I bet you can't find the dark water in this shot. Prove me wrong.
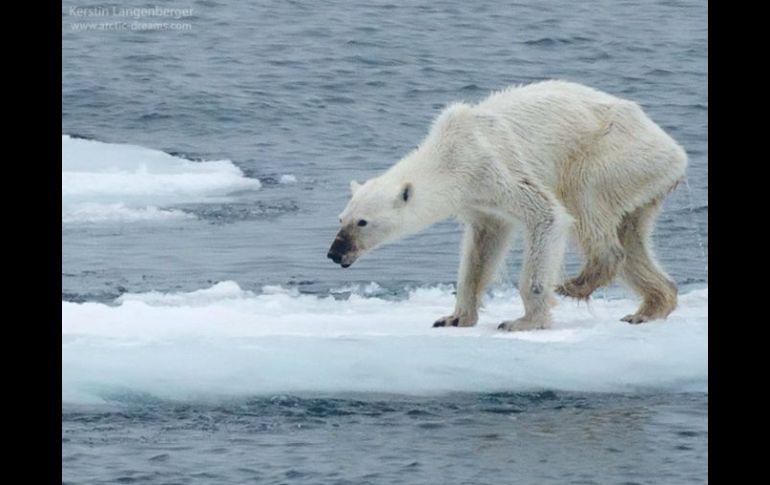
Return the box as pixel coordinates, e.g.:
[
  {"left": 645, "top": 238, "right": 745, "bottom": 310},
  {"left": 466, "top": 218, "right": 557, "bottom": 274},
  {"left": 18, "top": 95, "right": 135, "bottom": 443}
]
[
  {"left": 63, "top": 392, "right": 707, "bottom": 485},
  {"left": 62, "top": 0, "right": 708, "bottom": 483}
]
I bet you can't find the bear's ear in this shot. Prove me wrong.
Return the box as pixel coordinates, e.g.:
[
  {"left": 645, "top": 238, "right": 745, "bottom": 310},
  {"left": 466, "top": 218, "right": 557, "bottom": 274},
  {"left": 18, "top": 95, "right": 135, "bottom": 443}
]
[
  {"left": 350, "top": 180, "right": 362, "bottom": 195},
  {"left": 396, "top": 183, "right": 412, "bottom": 207},
  {"left": 402, "top": 183, "right": 411, "bottom": 202}
]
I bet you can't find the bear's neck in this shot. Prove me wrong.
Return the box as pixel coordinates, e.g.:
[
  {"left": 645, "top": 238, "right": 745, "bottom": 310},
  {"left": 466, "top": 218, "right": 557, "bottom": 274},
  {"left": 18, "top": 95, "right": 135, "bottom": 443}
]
[{"left": 380, "top": 149, "right": 459, "bottom": 223}]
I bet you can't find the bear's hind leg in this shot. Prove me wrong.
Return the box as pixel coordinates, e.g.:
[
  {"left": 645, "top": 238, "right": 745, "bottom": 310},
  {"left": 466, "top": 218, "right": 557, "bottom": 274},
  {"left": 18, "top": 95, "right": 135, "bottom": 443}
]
[
  {"left": 433, "top": 215, "right": 513, "bottom": 328},
  {"left": 618, "top": 199, "right": 678, "bottom": 323},
  {"left": 556, "top": 209, "right": 625, "bottom": 300}
]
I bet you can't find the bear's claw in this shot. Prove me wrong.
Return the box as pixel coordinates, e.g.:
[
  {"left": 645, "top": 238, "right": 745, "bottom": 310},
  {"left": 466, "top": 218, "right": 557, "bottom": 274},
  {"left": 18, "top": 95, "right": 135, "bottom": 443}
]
[
  {"left": 433, "top": 315, "right": 475, "bottom": 328},
  {"left": 433, "top": 317, "right": 459, "bottom": 327},
  {"left": 497, "top": 317, "right": 548, "bottom": 332},
  {"left": 555, "top": 280, "right": 594, "bottom": 300},
  {"left": 621, "top": 313, "right": 650, "bottom": 324}
]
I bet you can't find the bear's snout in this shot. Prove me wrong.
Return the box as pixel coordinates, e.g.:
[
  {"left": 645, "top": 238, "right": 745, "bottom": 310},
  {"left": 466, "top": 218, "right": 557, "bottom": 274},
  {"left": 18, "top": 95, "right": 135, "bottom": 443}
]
[{"left": 327, "top": 229, "right": 356, "bottom": 268}]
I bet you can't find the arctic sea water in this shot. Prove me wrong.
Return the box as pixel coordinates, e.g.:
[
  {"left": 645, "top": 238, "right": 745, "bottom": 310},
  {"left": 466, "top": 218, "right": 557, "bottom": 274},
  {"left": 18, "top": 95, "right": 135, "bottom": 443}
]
[{"left": 62, "top": 1, "right": 707, "bottom": 483}]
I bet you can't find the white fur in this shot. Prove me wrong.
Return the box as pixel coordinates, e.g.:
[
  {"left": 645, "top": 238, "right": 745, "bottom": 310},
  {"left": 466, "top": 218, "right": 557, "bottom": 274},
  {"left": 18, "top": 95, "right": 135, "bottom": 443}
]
[{"left": 335, "top": 80, "right": 687, "bottom": 330}]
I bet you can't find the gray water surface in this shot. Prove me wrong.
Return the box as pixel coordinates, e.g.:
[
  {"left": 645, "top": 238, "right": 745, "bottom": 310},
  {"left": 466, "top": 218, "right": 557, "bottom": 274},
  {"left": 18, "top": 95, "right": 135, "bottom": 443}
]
[
  {"left": 62, "top": 0, "right": 708, "bottom": 302},
  {"left": 63, "top": 392, "right": 707, "bottom": 485}
]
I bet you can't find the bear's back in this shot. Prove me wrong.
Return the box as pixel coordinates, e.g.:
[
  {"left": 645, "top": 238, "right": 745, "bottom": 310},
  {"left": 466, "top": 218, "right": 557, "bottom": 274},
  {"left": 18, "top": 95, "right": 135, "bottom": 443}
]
[
  {"left": 471, "top": 80, "right": 651, "bottom": 164},
  {"left": 476, "top": 80, "right": 625, "bottom": 116}
]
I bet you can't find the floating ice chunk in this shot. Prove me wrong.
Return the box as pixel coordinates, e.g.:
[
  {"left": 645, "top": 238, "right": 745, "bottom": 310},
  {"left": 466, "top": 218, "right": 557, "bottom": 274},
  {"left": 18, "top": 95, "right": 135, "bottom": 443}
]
[
  {"left": 62, "top": 135, "right": 261, "bottom": 223},
  {"left": 62, "top": 282, "right": 708, "bottom": 403}
]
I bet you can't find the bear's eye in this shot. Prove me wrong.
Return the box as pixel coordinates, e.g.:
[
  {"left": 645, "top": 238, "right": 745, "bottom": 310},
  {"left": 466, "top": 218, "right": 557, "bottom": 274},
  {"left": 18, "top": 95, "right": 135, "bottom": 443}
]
[{"left": 357, "top": 219, "right": 368, "bottom": 227}]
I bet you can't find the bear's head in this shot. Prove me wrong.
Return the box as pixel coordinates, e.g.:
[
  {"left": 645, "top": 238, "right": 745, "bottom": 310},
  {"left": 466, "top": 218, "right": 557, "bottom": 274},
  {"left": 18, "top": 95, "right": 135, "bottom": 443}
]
[{"left": 327, "top": 177, "right": 420, "bottom": 268}]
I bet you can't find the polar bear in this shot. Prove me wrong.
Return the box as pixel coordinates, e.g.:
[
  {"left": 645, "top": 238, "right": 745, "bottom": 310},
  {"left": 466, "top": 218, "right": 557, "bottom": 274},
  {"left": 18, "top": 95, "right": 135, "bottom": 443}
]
[{"left": 327, "top": 80, "right": 687, "bottom": 331}]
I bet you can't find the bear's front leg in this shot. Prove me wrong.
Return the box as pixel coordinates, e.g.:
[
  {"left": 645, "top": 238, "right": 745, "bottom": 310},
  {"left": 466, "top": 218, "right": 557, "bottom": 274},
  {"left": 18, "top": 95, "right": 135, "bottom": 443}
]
[
  {"left": 499, "top": 196, "right": 570, "bottom": 332},
  {"left": 433, "top": 215, "right": 513, "bottom": 328}
]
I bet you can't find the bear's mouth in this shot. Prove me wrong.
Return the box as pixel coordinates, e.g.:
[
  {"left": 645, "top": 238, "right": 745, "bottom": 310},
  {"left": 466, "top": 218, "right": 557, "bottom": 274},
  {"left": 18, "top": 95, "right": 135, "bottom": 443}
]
[
  {"left": 338, "top": 253, "right": 358, "bottom": 268},
  {"left": 327, "top": 251, "right": 358, "bottom": 268},
  {"left": 327, "top": 249, "right": 357, "bottom": 267}
]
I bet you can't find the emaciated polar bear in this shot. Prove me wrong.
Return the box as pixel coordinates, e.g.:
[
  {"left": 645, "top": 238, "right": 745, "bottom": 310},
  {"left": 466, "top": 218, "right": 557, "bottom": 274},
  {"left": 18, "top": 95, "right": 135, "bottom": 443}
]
[{"left": 327, "top": 81, "right": 687, "bottom": 331}]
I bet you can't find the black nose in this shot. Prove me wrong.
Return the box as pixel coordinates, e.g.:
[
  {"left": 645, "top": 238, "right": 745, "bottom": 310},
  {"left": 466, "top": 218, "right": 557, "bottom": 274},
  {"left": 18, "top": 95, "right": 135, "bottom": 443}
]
[{"left": 328, "top": 231, "right": 353, "bottom": 266}]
